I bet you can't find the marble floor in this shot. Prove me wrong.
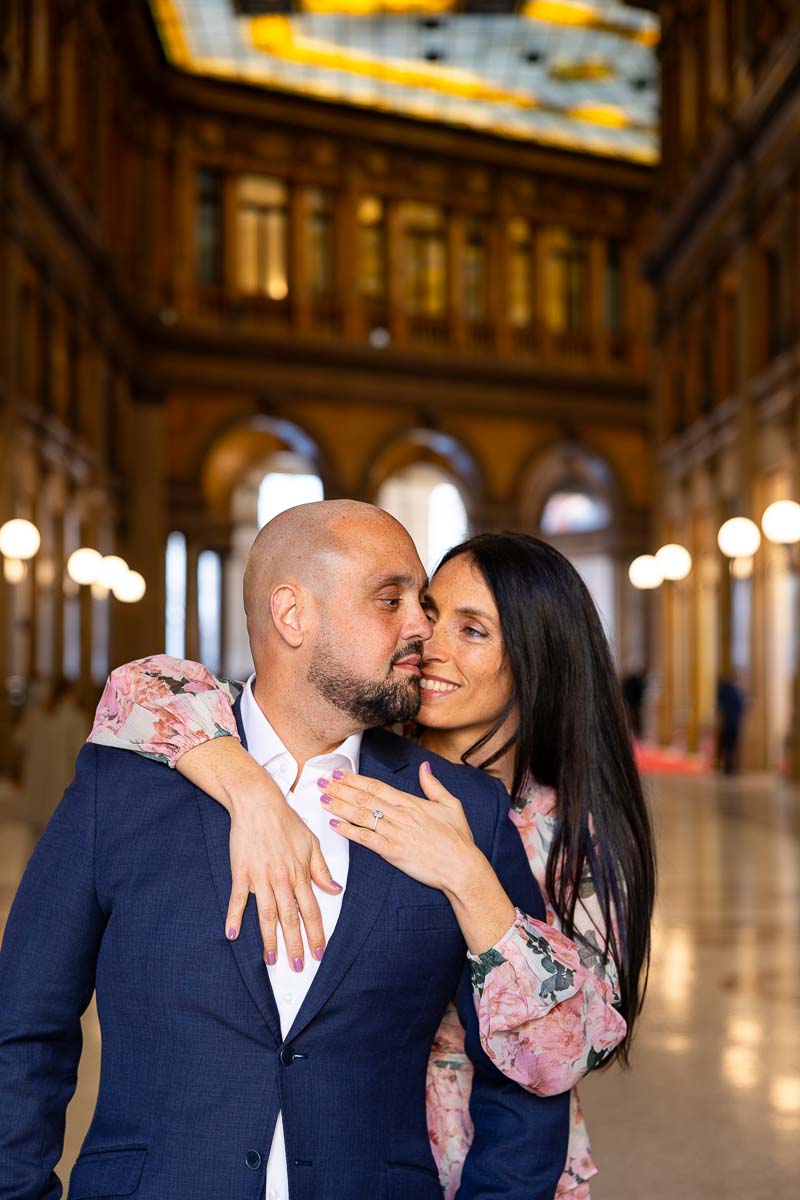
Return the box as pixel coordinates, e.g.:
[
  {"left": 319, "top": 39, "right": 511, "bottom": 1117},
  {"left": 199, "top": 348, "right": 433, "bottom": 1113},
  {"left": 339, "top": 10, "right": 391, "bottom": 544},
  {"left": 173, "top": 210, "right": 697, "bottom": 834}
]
[{"left": 1, "top": 770, "right": 798, "bottom": 1197}]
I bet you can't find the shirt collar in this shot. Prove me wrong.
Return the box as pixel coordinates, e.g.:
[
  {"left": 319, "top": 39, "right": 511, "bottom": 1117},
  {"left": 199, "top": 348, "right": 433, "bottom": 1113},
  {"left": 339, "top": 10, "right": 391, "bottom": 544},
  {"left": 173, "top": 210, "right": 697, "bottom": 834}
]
[{"left": 240, "top": 675, "right": 362, "bottom": 793}]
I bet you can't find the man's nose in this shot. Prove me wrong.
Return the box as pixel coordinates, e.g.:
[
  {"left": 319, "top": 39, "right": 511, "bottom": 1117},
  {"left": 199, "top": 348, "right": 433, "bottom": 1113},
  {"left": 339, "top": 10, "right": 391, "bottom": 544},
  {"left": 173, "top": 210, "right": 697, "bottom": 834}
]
[{"left": 403, "top": 599, "right": 432, "bottom": 643}]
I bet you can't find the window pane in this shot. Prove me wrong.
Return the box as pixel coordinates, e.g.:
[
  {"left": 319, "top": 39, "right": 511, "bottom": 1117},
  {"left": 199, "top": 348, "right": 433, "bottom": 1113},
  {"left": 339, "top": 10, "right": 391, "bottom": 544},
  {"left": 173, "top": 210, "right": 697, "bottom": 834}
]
[
  {"left": 399, "top": 203, "right": 447, "bottom": 317},
  {"left": 464, "top": 219, "right": 487, "bottom": 322},
  {"left": 236, "top": 175, "right": 289, "bottom": 299},
  {"left": 377, "top": 462, "right": 468, "bottom": 575},
  {"left": 540, "top": 491, "right": 610, "bottom": 535},
  {"left": 196, "top": 168, "right": 223, "bottom": 286},
  {"left": 257, "top": 472, "right": 324, "bottom": 528},
  {"left": 543, "top": 229, "right": 588, "bottom": 334},
  {"left": 508, "top": 218, "right": 532, "bottom": 328},
  {"left": 309, "top": 188, "right": 334, "bottom": 299},
  {"left": 198, "top": 549, "right": 222, "bottom": 674},
  {"left": 605, "top": 238, "right": 623, "bottom": 336},
  {"left": 165, "top": 531, "right": 187, "bottom": 658},
  {"left": 358, "top": 195, "right": 385, "bottom": 299}
]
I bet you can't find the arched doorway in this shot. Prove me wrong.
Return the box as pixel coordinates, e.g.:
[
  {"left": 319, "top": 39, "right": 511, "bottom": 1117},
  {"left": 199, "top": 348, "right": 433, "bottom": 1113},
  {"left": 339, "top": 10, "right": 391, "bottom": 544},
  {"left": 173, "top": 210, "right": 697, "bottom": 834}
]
[{"left": 376, "top": 461, "right": 469, "bottom": 575}]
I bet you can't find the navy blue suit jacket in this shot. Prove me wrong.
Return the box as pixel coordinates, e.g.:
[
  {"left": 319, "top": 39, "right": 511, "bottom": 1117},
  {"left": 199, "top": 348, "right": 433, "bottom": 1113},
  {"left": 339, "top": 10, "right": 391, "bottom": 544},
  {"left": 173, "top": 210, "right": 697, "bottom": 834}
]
[{"left": 0, "top": 704, "right": 569, "bottom": 1200}]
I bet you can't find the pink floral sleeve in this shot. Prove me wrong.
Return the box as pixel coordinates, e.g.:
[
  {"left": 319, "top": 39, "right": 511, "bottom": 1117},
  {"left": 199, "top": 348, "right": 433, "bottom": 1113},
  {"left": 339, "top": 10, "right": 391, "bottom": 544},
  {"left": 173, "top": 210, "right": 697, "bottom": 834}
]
[
  {"left": 468, "top": 781, "right": 626, "bottom": 1096},
  {"left": 88, "top": 655, "right": 243, "bottom": 765}
]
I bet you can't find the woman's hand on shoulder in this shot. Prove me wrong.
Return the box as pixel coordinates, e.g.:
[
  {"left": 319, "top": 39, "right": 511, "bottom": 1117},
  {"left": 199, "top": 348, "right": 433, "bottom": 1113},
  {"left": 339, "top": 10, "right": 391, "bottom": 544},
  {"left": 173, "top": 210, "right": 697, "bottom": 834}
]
[
  {"left": 318, "top": 762, "right": 516, "bottom": 952},
  {"left": 178, "top": 737, "right": 341, "bottom": 970}
]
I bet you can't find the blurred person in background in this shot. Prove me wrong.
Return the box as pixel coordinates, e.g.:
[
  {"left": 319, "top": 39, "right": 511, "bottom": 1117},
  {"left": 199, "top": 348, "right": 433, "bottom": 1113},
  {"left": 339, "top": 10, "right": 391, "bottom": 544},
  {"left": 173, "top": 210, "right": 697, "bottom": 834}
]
[
  {"left": 716, "top": 673, "right": 745, "bottom": 776},
  {"left": 621, "top": 668, "right": 647, "bottom": 741}
]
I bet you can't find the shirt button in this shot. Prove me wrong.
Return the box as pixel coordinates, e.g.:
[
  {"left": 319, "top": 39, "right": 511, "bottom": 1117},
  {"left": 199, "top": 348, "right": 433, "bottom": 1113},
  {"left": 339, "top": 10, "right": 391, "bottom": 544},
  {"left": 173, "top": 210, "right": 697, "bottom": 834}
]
[
  {"left": 244, "top": 1150, "right": 262, "bottom": 1170},
  {"left": 283, "top": 991, "right": 295, "bottom": 1004}
]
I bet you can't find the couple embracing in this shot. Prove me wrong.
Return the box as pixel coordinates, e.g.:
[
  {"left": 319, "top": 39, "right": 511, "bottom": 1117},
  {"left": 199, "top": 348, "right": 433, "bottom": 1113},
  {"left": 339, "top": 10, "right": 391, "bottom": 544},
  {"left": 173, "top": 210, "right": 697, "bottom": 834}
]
[{"left": 0, "top": 500, "right": 654, "bottom": 1199}]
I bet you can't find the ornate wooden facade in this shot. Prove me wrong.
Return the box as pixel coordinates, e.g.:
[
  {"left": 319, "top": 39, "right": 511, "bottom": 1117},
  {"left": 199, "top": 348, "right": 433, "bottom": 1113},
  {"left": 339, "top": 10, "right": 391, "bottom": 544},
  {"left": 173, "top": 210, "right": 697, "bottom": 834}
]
[
  {"left": 1, "top": 1, "right": 655, "bottom": 748},
  {"left": 648, "top": 0, "right": 800, "bottom": 768}
]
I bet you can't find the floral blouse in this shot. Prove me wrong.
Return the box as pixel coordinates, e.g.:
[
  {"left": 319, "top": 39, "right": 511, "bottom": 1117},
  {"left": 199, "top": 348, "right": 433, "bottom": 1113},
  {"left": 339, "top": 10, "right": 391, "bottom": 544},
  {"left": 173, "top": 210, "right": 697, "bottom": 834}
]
[{"left": 89, "top": 656, "right": 626, "bottom": 1198}]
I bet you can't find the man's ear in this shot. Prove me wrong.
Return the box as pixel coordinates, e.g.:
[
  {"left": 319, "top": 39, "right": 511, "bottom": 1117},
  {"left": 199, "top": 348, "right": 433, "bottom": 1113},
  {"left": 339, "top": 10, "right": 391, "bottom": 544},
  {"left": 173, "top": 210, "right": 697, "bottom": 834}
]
[{"left": 270, "top": 583, "right": 304, "bottom": 648}]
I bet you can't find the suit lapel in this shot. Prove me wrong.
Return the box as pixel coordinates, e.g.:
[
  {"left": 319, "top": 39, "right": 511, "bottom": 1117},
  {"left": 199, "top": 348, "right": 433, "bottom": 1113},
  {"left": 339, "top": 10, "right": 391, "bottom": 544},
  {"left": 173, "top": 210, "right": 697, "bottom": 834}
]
[
  {"left": 285, "top": 730, "right": 412, "bottom": 1044},
  {"left": 197, "top": 695, "right": 283, "bottom": 1044}
]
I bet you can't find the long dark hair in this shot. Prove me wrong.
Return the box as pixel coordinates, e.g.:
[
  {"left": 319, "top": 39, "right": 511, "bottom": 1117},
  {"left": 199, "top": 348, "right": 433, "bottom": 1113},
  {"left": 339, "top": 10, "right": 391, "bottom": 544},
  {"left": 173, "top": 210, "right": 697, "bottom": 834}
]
[{"left": 435, "top": 533, "right": 655, "bottom": 1066}]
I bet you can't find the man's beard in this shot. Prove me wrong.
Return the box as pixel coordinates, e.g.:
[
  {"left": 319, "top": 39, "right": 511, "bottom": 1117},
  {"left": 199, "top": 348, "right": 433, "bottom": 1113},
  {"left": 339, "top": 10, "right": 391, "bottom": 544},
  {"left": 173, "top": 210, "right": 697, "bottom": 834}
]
[{"left": 307, "top": 638, "right": 423, "bottom": 727}]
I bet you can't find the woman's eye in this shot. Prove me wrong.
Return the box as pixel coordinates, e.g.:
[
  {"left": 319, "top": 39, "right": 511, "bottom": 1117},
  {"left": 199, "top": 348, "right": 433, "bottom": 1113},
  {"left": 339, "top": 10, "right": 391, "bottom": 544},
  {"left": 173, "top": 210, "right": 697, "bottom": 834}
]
[
  {"left": 463, "top": 625, "right": 487, "bottom": 638},
  {"left": 422, "top": 609, "right": 436, "bottom": 625}
]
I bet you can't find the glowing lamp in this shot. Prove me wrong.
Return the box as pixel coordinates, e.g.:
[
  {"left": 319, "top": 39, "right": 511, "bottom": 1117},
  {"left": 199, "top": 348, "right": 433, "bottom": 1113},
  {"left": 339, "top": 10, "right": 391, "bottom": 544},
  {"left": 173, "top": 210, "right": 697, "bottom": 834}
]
[
  {"left": 0, "top": 518, "right": 40, "bottom": 560},
  {"left": 97, "top": 555, "right": 129, "bottom": 590},
  {"left": 761, "top": 500, "right": 800, "bottom": 546},
  {"left": 655, "top": 543, "right": 692, "bottom": 581},
  {"left": 67, "top": 547, "right": 103, "bottom": 586},
  {"left": 628, "top": 555, "right": 663, "bottom": 590},
  {"left": 717, "top": 517, "right": 761, "bottom": 559},
  {"left": 113, "top": 570, "right": 146, "bottom": 603}
]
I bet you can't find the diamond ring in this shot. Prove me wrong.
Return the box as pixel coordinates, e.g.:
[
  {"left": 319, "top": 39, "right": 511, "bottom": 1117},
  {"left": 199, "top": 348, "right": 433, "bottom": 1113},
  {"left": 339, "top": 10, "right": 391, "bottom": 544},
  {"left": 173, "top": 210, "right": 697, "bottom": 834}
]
[{"left": 371, "top": 809, "right": 384, "bottom": 831}]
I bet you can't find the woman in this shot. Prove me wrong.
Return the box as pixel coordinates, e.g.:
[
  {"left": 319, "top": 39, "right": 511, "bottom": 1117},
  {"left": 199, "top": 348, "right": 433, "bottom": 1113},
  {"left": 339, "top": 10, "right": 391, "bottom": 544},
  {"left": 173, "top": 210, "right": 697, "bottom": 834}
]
[{"left": 90, "top": 533, "right": 655, "bottom": 1198}]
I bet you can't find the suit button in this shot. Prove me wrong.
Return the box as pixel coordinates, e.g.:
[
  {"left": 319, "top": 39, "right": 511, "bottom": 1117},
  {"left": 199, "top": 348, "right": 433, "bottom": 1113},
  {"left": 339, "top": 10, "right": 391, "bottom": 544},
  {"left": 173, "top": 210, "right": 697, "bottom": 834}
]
[
  {"left": 280, "top": 1045, "right": 296, "bottom": 1066},
  {"left": 245, "top": 1150, "right": 262, "bottom": 1170}
]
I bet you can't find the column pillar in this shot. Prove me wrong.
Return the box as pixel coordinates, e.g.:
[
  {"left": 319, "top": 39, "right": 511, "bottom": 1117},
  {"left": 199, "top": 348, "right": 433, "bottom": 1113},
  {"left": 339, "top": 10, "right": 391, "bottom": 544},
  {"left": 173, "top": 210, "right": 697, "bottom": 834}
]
[
  {"left": 338, "top": 175, "right": 361, "bottom": 340},
  {"left": 447, "top": 210, "right": 466, "bottom": 348},
  {"left": 491, "top": 216, "right": 511, "bottom": 356},
  {"left": 113, "top": 394, "right": 167, "bottom": 664},
  {"left": 533, "top": 226, "right": 552, "bottom": 358},
  {"left": 386, "top": 199, "right": 407, "bottom": 345},
  {"left": 184, "top": 540, "right": 200, "bottom": 663},
  {"left": 290, "top": 184, "right": 312, "bottom": 334},
  {"left": 589, "top": 234, "right": 607, "bottom": 363}
]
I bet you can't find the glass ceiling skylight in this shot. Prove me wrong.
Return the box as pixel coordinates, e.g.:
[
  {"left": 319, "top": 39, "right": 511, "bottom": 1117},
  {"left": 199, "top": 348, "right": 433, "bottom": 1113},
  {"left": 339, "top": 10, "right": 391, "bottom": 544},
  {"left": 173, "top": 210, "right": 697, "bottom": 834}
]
[{"left": 150, "top": 0, "right": 659, "bottom": 162}]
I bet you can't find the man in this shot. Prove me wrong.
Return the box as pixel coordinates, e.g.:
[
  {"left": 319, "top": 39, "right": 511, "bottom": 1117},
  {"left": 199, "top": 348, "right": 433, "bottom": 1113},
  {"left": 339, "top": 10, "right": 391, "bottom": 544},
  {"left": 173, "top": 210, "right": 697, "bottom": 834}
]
[{"left": 0, "top": 501, "right": 568, "bottom": 1200}]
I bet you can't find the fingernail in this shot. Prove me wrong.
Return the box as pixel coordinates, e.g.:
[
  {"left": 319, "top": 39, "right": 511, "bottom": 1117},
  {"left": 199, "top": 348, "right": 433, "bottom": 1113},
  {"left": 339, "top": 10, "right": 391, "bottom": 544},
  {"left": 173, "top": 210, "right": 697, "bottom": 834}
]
[
  {"left": 317, "top": 777, "right": 329, "bottom": 788},
  {"left": 292, "top": 957, "right": 304, "bottom": 972},
  {"left": 314, "top": 946, "right": 325, "bottom": 961},
  {"left": 422, "top": 761, "right": 432, "bottom": 774},
  {"left": 329, "top": 818, "right": 341, "bottom": 828},
  {"left": 320, "top": 794, "right": 333, "bottom": 805},
  {"left": 266, "top": 950, "right": 277, "bottom": 966},
  {"left": 227, "top": 928, "right": 237, "bottom": 940},
  {"left": 332, "top": 769, "right": 344, "bottom": 780},
  {"left": 331, "top": 880, "right": 343, "bottom": 888}
]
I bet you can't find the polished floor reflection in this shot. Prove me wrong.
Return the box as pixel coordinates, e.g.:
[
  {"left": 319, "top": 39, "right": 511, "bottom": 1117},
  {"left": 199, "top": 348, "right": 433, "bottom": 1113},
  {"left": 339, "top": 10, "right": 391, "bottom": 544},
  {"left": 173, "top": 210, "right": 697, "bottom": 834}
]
[{"left": 1, "top": 771, "right": 798, "bottom": 1197}]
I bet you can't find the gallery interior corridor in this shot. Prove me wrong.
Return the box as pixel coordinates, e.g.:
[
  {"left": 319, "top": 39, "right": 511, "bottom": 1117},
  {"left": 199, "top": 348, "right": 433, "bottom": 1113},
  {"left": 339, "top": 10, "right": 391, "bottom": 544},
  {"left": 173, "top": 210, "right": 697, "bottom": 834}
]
[{"left": 1, "top": 767, "right": 797, "bottom": 1198}]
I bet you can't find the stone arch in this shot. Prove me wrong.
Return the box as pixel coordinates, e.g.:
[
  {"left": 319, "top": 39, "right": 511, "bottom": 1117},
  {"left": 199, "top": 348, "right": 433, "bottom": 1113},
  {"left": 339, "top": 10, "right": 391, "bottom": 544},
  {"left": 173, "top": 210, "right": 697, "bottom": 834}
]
[
  {"left": 514, "top": 439, "right": 621, "bottom": 533},
  {"left": 200, "top": 413, "right": 330, "bottom": 522},
  {"left": 362, "top": 426, "right": 484, "bottom": 515}
]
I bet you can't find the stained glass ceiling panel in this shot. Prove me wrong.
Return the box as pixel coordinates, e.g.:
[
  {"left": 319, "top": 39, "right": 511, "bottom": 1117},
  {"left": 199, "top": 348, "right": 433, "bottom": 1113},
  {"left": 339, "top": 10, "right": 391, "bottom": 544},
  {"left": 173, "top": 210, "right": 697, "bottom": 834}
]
[{"left": 149, "top": 0, "right": 659, "bottom": 162}]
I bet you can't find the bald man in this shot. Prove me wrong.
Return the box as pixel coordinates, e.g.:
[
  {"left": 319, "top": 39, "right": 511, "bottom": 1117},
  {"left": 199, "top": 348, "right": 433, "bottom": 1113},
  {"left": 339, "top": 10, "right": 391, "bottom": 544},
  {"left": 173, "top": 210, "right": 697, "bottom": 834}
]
[{"left": 0, "top": 502, "right": 569, "bottom": 1200}]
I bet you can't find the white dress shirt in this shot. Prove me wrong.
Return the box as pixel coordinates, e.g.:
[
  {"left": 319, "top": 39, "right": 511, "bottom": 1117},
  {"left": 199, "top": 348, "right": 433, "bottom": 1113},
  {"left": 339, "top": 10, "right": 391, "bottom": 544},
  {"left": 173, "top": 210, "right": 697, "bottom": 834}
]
[{"left": 239, "top": 677, "right": 363, "bottom": 1200}]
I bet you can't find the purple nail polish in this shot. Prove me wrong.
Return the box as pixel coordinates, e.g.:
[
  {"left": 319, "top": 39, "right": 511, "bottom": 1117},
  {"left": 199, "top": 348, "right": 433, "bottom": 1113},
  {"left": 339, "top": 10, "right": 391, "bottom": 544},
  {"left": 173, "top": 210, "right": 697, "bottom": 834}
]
[
  {"left": 331, "top": 880, "right": 343, "bottom": 889},
  {"left": 314, "top": 946, "right": 325, "bottom": 961},
  {"left": 317, "top": 777, "right": 329, "bottom": 788},
  {"left": 329, "top": 818, "right": 341, "bottom": 828},
  {"left": 422, "top": 761, "right": 432, "bottom": 774},
  {"left": 293, "top": 957, "right": 304, "bottom": 972},
  {"left": 227, "top": 928, "right": 237, "bottom": 940},
  {"left": 332, "top": 769, "right": 344, "bottom": 780},
  {"left": 320, "top": 794, "right": 333, "bottom": 805},
  {"left": 266, "top": 950, "right": 277, "bottom": 966}
]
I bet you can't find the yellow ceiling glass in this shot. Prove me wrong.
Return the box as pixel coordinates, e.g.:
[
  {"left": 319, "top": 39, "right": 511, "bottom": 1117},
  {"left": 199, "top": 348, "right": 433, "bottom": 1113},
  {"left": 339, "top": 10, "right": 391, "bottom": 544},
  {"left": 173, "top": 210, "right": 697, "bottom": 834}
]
[{"left": 149, "top": 0, "right": 659, "bottom": 162}]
